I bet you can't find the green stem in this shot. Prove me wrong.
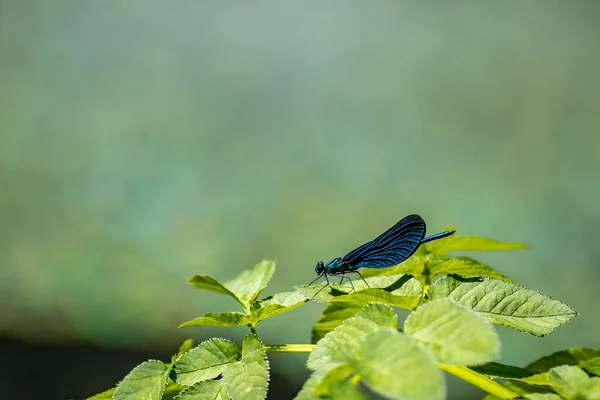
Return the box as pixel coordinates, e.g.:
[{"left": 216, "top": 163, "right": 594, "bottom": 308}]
[
  {"left": 263, "top": 344, "right": 315, "bottom": 353},
  {"left": 440, "top": 365, "right": 519, "bottom": 399}
]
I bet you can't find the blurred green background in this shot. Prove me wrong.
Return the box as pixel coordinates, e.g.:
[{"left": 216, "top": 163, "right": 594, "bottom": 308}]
[{"left": 1, "top": 1, "right": 599, "bottom": 399}]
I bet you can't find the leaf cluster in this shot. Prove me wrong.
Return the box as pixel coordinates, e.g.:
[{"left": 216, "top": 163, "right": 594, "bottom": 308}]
[{"left": 87, "top": 233, "right": 598, "bottom": 400}]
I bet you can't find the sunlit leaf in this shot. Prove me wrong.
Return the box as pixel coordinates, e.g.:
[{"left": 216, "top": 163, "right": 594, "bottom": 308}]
[
  {"left": 294, "top": 365, "right": 338, "bottom": 400},
  {"left": 523, "top": 394, "right": 562, "bottom": 400},
  {"left": 176, "top": 380, "right": 229, "bottom": 400},
  {"left": 549, "top": 365, "right": 600, "bottom": 399},
  {"left": 471, "top": 362, "right": 551, "bottom": 386},
  {"left": 421, "top": 235, "right": 528, "bottom": 255},
  {"left": 179, "top": 312, "right": 249, "bottom": 328},
  {"left": 188, "top": 275, "right": 240, "bottom": 304},
  {"left": 429, "top": 276, "right": 577, "bottom": 336},
  {"left": 224, "top": 260, "right": 275, "bottom": 305},
  {"left": 307, "top": 303, "right": 397, "bottom": 371},
  {"left": 326, "top": 379, "right": 365, "bottom": 400},
  {"left": 357, "top": 328, "right": 445, "bottom": 400},
  {"left": 249, "top": 291, "right": 308, "bottom": 323},
  {"left": 114, "top": 360, "right": 169, "bottom": 400},
  {"left": 222, "top": 334, "right": 269, "bottom": 400},
  {"left": 404, "top": 298, "right": 500, "bottom": 366},
  {"left": 311, "top": 288, "right": 420, "bottom": 343},
  {"left": 363, "top": 255, "right": 511, "bottom": 284},
  {"left": 314, "top": 363, "right": 355, "bottom": 396},
  {"left": 527, "top": 348, "right": 600, "bottom": 375},
  {"left": 297, "top": 273, "right": 421, "bottom": 303},
  {"left": 87, "top": 387, "right": 116, "bottom": 399},
  {"left": 163, "top": 382, "right": 185, "bottom": 400},
  {"left": 171, "top": 339, "right": 195, "bottom": 364},
  {"left": 171, "top": 338, "right": 240, "bottom": 386}
]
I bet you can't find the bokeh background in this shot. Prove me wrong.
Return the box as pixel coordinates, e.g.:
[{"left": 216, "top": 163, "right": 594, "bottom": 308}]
[{"left": 1, "top": 1, "right": 599, "bottom": 399}]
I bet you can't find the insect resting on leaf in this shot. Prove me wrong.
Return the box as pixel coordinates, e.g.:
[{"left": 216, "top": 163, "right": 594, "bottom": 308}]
[{"left": 308, "top": 214, "right": 455, "bottom": 299}]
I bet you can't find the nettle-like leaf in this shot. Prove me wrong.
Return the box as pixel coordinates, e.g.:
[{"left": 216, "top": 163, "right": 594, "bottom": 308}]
[
  {"left": 548, "top": 365, "right": 600, "bottom": 399},
  {"left": 311, "top": 286, "right": 420, "bottom": 343},
  {"left": 527, "top": 348, "right": 600, "bottom": 376},
  {"left": 113, "top": 360, "right": 169, "bottom": 400},
  {"left": 249, "top": 291, "right": 308, "bottom": 324},
  {"left": 87, "top": 387, "right": 116, "bottom": 399},
  {"left": 179, "top": 312, "right": 249, "bottom": 328},
  {"left": 311, "top": 363, "right": 356, "bottom": 395},
  {"left": 523, "top": 394, "right": 562, "bottom": 400},
  {"left": 297, "top": 273, "right": 421, "bottom": 303},
  {"left": 404, "top": 298, "right": 500, "bottom": 366},
  {"left": 188, "top": 260, "right": 275, "bottom": 309},
  {"left": 419, "top": 235, "right": 528, "bottom": 255},
  {"left": 307, "top": 303, "right": 398, "bottom": 371},
  {"left": 471, "top": 362, "right": 551, "bottom": 386},
  {"left": 222, "top": 334, "right": 270, "bottom": 400},
  {"left": 163, "top": 382, "right": 185, "bottom": 400},
  {"left": 429, "top": 276, "right": 577, "bottom": 336},
  {"left": 294, "top": 364, "right": 337, "bottom": 400},
  {"left": 363, "top": 255, "right": 511, "bottom": 284},
  {"left": 357, "top": 328, "right": 445, "bottom": 400},
  {"left": 223, "top": 260, "right": 275, "bottom": 305},
  {"left": 176, "top": 380, "right": 229, "bottom": 400},
  {"left": 171, "top": 338, "right": 240, "bottom": 386}
]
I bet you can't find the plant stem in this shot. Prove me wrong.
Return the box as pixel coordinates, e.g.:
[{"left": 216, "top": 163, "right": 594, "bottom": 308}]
[
  {"left": 263, "top": 344, "right": 315, "bottom": 353},
  {"left": 440, "top": 365, "right": 519, "bottom": 399}
]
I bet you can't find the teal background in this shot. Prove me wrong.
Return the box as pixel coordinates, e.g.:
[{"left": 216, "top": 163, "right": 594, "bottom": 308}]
[{"left": 1, "top": 2, "right": 599, "bottom": 399}]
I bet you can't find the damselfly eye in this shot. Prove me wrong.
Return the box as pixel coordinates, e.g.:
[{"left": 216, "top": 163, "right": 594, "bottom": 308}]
[{"left": 315, "top": 262, "right": 325, "bottom": 274}]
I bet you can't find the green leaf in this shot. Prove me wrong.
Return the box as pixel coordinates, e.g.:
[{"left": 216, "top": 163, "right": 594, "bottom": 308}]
[
  {"left": 527, "top": 348, "right": 600, "bottom": 374},
  {"left": 249, "top": 291, "right": 308, "bottom": 323},
  {"left": 311, "top": 288, "right": 420, "bottom": 343},
  {"left": 163, "top": 383, "right": 185, "bottom": 400},
  {"left": 326, "top": 379, "right": 365, "bottom": 400},
  {"left": 297, "top": 273, "right": 421, "bottom": 303},
  {"left": 428, "top": 276, "right": 577, "bottom": 336},
  {"left": 314, "top": 363, "right": 355, "bottom": 396},
  {"left": 171, "top": 338, "right": 240, "bottom": 386},
  {"left": 363, "top": 256, "right": 512, "bottom": 284},
  {"left": 549, "top": 365, "right": 600, "bottom": 399},
  {"left": 224, "top": 259, "right": 275, "bottom": 306},
  {"left": 404, "top": 298, "right": 500, "bottom": 366},
  {"left": 357, "top": 328, "right": 445, "bottom": 400},
  {"left": 171, "top": 339, "right": 195, "bottom": 364},
  {"left": 471, "top": 362, "right": 551, "bottom": 386},
  {"left": 176, "top": 380, "right": 229, "bottom": 400},
  {"left": 179, "top": 312, "right": 249, "bottom": 328},
  {"left": 523, "top": 394, "right": 562, "bottom": 400},
  {"left": 188, "top": 275, "right": 240, "bottom": 303},
  {"left": 307, "top": 303, "right": 398, "bottom": 371},
  {"left": 420, "top": 235, "right": 528, "bottom": 255},
  {"left": 294, "top": 365, "right": 337, "bottom": 400},
  {"left": 114, "top": 360, "right": 169, "bottom": 400},
  {"left": 581, "top": 358, "right": 600, "bottom": 376},
  {"left": 222, "top": 334, "right": 269, "bottom": 400},
  {"left": 87, "top": 387, "right": 116, "bottom": 399}
]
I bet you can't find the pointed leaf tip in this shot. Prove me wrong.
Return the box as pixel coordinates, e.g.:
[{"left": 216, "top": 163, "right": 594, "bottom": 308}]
[
  {"left": 224, "top": 260, "right": 276, "bottom": 306},
  {"left": 114, "top": 360, "right": 168, "bottom": 400}
]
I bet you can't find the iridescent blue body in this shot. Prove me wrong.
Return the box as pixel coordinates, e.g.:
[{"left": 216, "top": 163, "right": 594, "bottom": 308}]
[{"left": 309, "top": 214, "right": 455, "bottom": 297}]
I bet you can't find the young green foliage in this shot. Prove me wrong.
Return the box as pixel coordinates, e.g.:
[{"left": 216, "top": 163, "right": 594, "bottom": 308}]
[
  {"left": 548, "top": 365, "right": 600, "bottom": 399},
  {"left": 418, "top": 234, "right": 528, "bottom": 255},
  {"left": 221, "top": 334, "right": 270, "bottom": 400},
  {"left": 113, "top": 360, "right": 169, "bottom": 400},
  {"left": 86, "top": 230, "right": 592, "bottom": 400},
  {"left": 429, "top": 275, "right": 577, "bottom": 336},
  {"left": 404, "top": 298, "right": 500, "bottom": 366},
  {"left": 311, "top": 274, "right": 421, "bottom": 342},
  {"left": 171, "top": 338, "right": 240, "bottom": 386}
]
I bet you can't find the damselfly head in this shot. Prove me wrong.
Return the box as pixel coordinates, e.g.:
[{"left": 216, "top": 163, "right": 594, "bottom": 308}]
[{"left": 315, "top": 261, "right": 325, "bottom": 274}]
